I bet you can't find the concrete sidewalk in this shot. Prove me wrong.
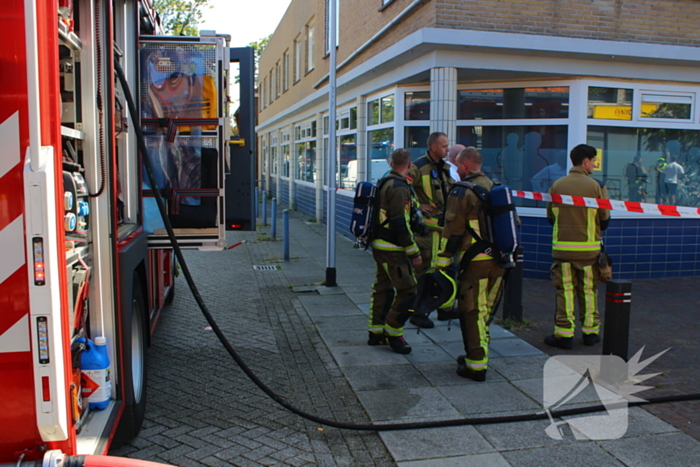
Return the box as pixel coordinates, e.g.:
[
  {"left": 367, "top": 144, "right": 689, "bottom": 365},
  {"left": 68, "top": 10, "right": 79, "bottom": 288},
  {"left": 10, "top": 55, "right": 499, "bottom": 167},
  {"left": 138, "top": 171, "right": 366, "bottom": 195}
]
[{"left": 271, "top": 209, "right": 700, "bottom": 466}]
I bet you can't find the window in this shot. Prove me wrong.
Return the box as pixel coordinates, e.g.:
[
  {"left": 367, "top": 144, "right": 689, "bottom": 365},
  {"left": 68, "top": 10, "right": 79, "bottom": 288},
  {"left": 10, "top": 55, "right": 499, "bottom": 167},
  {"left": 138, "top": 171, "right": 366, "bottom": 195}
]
[
  {"left": 275, "top": 61, "right": 281, "bottom": 98},
  {"left": 325, "top": 0, "right": 339, "bottom": 53},
  {"left": 350, "top": 107, "right": 357, "bottom": 129},
  {"left": 260, "top": 78, "right": 266, "bottom": 109},
  {"left": 283, "top": 49, "right": 289, "bottom": 92},
  {"left": 306, "top": 20, "right": 315, "bottom": 72},
  {"left": 368, "top": 94, "right": 394, "bottom": 125},
  {"left": 588, "top": 125, "right": 700, "bottom": 206},
  {"left": 269, "top": 70, "right": 273, "bottom": 104},
  {"left": 405, "top": 91, "right": 430, "bottom": 120},
  {"left": 404, "top": 126, "right": 430, "bottom": 160},
  {"left": 640, "top": 93, "right": 692, "bottom": 120},
  {"left": 458, "top": 87, "right": 569, "bottom": 120},
  {"left": 456, "top": 125, "right": 568, "bottom": 207},
  {"left": 368, "top": 128, "right": 393, "bottom": 183},
  {"left": 294, "top": 35, "right": 301, "bottom": 83},
  {"left": 282, "top": 143, "right": 291, "bottom": 177},
  {"left": 295, "top": 121, "right": 317, "bottom": 182},
  {"left": 588, "top": 87, "right": 633, "bottom": 120}
]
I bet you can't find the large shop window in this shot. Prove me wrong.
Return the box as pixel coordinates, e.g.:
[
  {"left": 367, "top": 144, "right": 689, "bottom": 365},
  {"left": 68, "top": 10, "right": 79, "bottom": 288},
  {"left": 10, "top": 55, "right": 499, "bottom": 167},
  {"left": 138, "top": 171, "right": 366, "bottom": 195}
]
[
  {"left": 457, "top": 125, "right": 568, "bottom": 206},
  {"left": 338, "top": 134, "right": 357, "bottom": 189},
  {"left": 587, "top": 126, "right": 700, "bottom": 207},
  {"left": 368, "top": 128, "right": 393, "bottom": 183},
  {"left": 458, "top": 87, "right": 569, "bottom": 120},
  {"left": 404, "top": 126, "right": 429, "bottom": 160},
  {"left": 405, "top": 91, "right": 430, "bottom": 120},
  {"left": 296, "top": 141, "right": 317, "bottom": 182},
  {"left": 282, "top": 143, "right": 291, "bottom": 177},
  {"left": 588, "top": 87, "right": 633, "bottom": 120},
  {"left": 368, "top": 95, "right": 394, "bottom": 125}
]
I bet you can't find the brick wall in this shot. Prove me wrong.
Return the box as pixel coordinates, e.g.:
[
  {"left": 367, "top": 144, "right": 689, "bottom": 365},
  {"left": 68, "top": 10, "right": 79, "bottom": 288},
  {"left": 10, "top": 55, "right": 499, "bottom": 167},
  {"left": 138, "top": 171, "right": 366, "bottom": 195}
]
[{"left": 434, "top": 0, "right": 700, "bottom": 46}]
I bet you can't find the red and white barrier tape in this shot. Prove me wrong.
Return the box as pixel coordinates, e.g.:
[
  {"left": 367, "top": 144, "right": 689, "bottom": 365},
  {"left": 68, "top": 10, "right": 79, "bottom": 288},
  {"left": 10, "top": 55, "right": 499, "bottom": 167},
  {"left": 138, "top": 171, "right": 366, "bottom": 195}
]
[{"left": 513, "top": 190, "right": 700, "bottom": 218}]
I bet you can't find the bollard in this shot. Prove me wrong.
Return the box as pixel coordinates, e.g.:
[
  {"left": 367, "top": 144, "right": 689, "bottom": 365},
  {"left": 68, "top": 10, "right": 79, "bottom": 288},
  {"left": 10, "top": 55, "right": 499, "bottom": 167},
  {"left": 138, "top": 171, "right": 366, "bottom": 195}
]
[
  {"left": 271, "top": 198, "right": 277, "bottom": 239},
  {"left": 254, "top": 187, "right": 259, "bottom": 218},
  {"left": 262, "top": 191, "right": 267, "bottom": 226},
  {"left": 602, "top": 280, "right": 632, "bottom": 361},
  {"left": 503, "top": 246, "right": 524, "bottom": 322},
  {"left": 283, "top": 209, "right": 290, "bottom": 261}
]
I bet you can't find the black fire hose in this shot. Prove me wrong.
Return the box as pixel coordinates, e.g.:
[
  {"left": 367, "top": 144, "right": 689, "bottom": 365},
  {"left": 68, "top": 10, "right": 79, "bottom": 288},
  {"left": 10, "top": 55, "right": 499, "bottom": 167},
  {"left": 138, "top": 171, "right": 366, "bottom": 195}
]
[{"left": 115, "top": 59, "right": 700, "bottom": 432}]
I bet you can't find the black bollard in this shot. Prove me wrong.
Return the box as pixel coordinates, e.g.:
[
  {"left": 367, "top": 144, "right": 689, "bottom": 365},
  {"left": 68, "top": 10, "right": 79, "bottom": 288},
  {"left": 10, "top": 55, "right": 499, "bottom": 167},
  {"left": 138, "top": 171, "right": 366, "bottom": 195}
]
[
  {"left": 503, "top": 246, "right": 524, "bottom": 322},
  {"left": 602, "top": 280, "right": 632, "bottom": 361}
]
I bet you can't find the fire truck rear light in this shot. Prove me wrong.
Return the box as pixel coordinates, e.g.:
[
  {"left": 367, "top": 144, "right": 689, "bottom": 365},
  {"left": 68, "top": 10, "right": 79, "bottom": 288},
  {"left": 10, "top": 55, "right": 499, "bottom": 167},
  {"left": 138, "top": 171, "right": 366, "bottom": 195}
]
[
  {"left": 42, "top": 376, "right": 51, "bottom": 401},
  {"left": 32, "top": 237, "right": 46, "bottom": 285},
  {"left": 230, "top": 224, "right": 242, "bottom": 229}
]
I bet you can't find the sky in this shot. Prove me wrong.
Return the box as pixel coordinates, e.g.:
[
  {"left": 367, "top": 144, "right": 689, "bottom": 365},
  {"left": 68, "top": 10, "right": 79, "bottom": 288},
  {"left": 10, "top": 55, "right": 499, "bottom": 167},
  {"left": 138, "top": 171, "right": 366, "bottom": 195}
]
[{"left": 199, "top": 0, "right": 293, "bottom": 48}]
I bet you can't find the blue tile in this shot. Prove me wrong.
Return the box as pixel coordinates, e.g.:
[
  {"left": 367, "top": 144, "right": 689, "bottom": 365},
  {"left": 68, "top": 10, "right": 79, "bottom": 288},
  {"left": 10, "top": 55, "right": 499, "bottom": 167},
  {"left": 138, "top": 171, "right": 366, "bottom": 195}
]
[
  {"left": 667, "top": 254, "right": 682, "bottom": 263},
  {"left": 606, "top": 246, "right": 622, "bottom": 256},
  {"left": 667, "top": 244, "right": 683, "bottom": 253},
  {"left": 650, "top": 253, "right": 666, "bottom": 263},
  {"left": 621, "top": 245, "right": 637, "bottom": 255},
  {"left": 667, "top": 235, "right": 683, "bottom": 245},
  {"left": 651, "top": 236, "right": 668, "bottom": 245},
  {"left": 638, "top": 236, "right": 653, "bottom": 245},
  {"left": 638, "top": 227, "right": 653, "bottom": 237},
  {"left": 636, "top": 263, "right": 651, "bottom": 272},
  {"left": 607, "top": 236, "right": 623, "bottom": 246}
]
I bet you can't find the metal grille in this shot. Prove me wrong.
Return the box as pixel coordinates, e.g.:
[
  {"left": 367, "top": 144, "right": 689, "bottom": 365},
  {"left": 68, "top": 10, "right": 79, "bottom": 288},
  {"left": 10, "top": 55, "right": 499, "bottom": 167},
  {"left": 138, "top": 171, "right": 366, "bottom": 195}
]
[
  {"left": 138, "top": 42, "right": 218, "bottom": 116},
  {"left": 253, "top": 265, "right": 278, "bottom": 271}
]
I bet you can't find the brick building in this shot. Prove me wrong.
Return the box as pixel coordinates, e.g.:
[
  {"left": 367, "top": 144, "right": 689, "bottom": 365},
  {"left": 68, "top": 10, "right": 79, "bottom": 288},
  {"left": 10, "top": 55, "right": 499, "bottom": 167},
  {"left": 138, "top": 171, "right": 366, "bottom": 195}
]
[{"left": 256, "top": 0, "right": 700, "bottom": 279}]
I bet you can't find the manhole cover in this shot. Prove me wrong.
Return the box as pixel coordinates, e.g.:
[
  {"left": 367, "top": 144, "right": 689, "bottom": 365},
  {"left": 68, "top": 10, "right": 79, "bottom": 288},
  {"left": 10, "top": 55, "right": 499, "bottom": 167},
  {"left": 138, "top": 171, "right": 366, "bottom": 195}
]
[{"left": 253, "top": 265, "right": 278, "bottom": 271}]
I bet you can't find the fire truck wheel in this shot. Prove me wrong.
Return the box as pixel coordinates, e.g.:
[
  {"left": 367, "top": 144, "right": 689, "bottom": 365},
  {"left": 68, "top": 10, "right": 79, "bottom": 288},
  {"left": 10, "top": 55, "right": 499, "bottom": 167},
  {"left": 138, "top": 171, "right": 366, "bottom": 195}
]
[{"left": 114, "top": 274, "right": 148, "bottom": 445}]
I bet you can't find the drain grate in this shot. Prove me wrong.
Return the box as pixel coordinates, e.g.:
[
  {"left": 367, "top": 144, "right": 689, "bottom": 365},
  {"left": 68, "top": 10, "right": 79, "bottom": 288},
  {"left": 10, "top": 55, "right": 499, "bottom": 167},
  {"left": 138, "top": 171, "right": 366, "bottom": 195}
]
[{"left": 253, "top": 265, "right": 278, "bottom": 271}]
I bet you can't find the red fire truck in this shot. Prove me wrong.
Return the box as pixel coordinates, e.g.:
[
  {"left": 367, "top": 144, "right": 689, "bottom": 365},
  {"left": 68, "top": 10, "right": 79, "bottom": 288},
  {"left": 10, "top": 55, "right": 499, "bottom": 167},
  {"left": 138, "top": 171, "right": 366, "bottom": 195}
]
[{"left": 0, "top": 0, "right": 248, "bottom": 464}]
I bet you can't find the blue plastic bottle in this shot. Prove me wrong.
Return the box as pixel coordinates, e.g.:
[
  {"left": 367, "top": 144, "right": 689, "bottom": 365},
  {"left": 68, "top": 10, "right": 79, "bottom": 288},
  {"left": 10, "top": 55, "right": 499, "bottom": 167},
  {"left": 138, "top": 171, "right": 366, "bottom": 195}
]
[{"left": 76, "top": 336, "right": 111, "bottom": 410}]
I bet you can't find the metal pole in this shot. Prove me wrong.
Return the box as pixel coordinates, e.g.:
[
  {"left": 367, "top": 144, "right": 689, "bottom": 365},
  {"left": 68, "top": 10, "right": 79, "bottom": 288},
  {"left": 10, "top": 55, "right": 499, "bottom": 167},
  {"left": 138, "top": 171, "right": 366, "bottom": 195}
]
[
  {"left": 254, "top": 187, "right": 259, "bottom": 218},
  {"left": 325, "top": 0, "right": 338, "bottom": 287},
  {"left": 503, "top": 246, "right": 524, "bottom": 322},
  {"left": 262, "top": 191, "right": 268, "bottom": 226},
  {"left": 283, "top": 209, "right": 290, "bottom": 261},
  {"left": 602, "top": 280, "right": 632, "bottom": 361},
  {"left": 271, "top": 198, "right": 277, "bottom": 239}
]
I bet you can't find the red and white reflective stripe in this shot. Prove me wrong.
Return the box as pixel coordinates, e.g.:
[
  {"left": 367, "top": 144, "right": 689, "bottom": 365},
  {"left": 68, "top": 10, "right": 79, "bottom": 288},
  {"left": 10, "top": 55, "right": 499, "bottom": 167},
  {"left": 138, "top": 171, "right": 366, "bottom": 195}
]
[
  {"left": 0, "top": 112, "right": 30, "bottom": 354},
  {"left": 514, "top": 190, "right": 700, "bottom": 218}
]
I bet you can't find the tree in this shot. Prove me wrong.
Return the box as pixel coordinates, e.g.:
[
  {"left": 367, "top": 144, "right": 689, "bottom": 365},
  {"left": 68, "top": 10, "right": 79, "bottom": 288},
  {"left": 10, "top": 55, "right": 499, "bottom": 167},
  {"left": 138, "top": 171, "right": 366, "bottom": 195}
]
[
  {"left": 236, "top": 34, "right": 272, "bottom": 84},
  {"left": 153, "top": 0, "right": 212, "bottom": 36}
]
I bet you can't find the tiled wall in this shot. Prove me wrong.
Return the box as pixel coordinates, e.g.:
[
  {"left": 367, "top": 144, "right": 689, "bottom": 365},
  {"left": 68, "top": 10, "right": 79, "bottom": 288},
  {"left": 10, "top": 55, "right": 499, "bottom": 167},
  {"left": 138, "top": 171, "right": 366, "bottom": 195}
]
[
  {"left": 520, "top": 217, "right": 700, "bottom": 280},
  {"left": 279, "top": 179, "right": 289, "bottom": 207}
]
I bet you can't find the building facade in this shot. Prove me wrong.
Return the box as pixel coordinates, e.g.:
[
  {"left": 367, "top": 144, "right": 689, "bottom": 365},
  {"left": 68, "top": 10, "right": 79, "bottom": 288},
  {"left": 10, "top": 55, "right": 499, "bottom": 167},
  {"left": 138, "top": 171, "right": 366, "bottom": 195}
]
[{"left": 256, "top": 0, "right": 700, "bottom": 279}]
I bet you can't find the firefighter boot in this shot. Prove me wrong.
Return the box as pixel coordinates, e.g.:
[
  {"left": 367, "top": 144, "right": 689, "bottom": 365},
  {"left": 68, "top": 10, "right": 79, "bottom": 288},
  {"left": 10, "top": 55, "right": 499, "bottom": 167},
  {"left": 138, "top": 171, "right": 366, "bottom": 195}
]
[
  {"left": 367, "top": 332, "right": 387, "bottom": 346},
  {"left": 544, "top": 335, "right": 574, "bottom": 350},
  {"left": 386, "top": 335, "right": 412, "bottom": 354},
  {"left": 456, "top": 359, "right": 487, "bottom": 382},
  {"left": 583, "top": 333, "right": 601, "bottom": 346},
  {"left": 410, "top": 313, "right": 435, "bottom": 329}
]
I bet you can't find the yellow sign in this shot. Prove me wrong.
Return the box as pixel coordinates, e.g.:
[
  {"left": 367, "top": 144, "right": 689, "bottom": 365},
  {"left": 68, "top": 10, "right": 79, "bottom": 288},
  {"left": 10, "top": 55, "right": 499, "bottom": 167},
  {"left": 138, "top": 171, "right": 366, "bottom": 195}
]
[
  {"left": 593, "top": 149, "right": 603, "bottom": 171},
  {"left": 592, "top": 104, "right": 658, "bottom": 120}
]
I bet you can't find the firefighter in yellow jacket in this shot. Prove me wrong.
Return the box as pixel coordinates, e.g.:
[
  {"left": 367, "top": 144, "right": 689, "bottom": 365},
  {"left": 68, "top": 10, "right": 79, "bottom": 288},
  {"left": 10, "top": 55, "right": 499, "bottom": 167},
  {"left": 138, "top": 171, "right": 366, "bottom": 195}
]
[
  {"left": 435, "top": 147, "right": 504, "bottom": 382},
  {"left": 545, "top": 144, "right": 610, "bottom": 349},
  {"left": 369, "top": 148, "right": 422, "bottom": 354},
  {"left": 408, "top": 132, "right": 455, "bottom": 328}
]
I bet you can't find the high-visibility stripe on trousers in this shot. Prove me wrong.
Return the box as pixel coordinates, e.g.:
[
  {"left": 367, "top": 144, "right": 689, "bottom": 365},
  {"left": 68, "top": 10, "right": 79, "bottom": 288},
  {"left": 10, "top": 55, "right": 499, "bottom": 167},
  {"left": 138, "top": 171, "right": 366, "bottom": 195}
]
[
  {"left": 550, "top": 259, "right": 601, "bottom": 338},
  {"left": 458, "top": 261, "right": 504, "bottom": 371},
  {"left": 369, "top": 249, "right": 417, "bottom": 337}
]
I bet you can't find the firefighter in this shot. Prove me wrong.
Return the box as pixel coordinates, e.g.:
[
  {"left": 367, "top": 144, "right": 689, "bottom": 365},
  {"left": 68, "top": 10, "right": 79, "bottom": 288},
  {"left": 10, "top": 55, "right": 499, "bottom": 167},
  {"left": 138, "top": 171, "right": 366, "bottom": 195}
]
[
  {"left": 408, "top": 132, "right": 455, "bottom": 328},
  {"left": 435, "top": 147, "right": 504, "bottom": 382},
  {"left": 368, "top": 148, "right": 422, "bottom": 354},
  {"left": 544, "top": 144, "right": 610, "bottom": 350}
]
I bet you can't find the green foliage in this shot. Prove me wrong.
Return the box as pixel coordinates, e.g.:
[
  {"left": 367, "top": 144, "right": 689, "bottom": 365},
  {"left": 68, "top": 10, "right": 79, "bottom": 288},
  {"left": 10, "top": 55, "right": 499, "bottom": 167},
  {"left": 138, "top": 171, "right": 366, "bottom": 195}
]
[{"left": 153, "top": 0, "right": 211, "bottom": 36}]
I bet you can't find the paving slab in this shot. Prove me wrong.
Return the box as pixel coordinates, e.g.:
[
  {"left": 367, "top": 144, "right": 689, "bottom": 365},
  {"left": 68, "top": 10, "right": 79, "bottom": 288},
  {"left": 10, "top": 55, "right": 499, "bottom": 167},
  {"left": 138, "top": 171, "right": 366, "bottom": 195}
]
[
  {"left": 438, "top": 382, "right": 541, "bottom": 416},
  {"left": 488, "top": 354, "right": 551, "bottom": 381},
  {"left": 313, "top": 315, "right": 370, "bottom": 331},
  {"left": 561, "top": 406, "right": 680, "bottom": 440},
  {"left": 357, "top": 387, "right": 462, "bottom": 422},
  {"left": 379, "top": 426, "right": 495, "bottom": 462},
  {"left": 599, "top": 431, "right": 700, "bottom": 466},
  {"left": 341, "top": 364, "right": 430, "bottom": 391},
  {"left": 397, "top": 452, "right": 510, "bottom": 467},
  {"left": 501, "top": 443, "right": 625, "bottom": 466},
  {"left": 475, "top": 419, "right": 578, "bottom": 451},
  {"left": 414, "top": 361, "right": 509, "bottom": 385},
  {"left": 489, "top": 337, "right": 543, "bottom": 357},
  {"left": 329, "top": 344, "right": 409, "bottom": 367},
  {"left": 437, "top": 341, "right": 504, "bottom": 360},
  {"left": 416, "top": 325, "right": 464, "bottom": 343},
  {"left": 489, "top": 324, "right": 516, "bottom": 339},
  {"left": 403, "top": 344, "right": 455, "bottom": 364}
]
